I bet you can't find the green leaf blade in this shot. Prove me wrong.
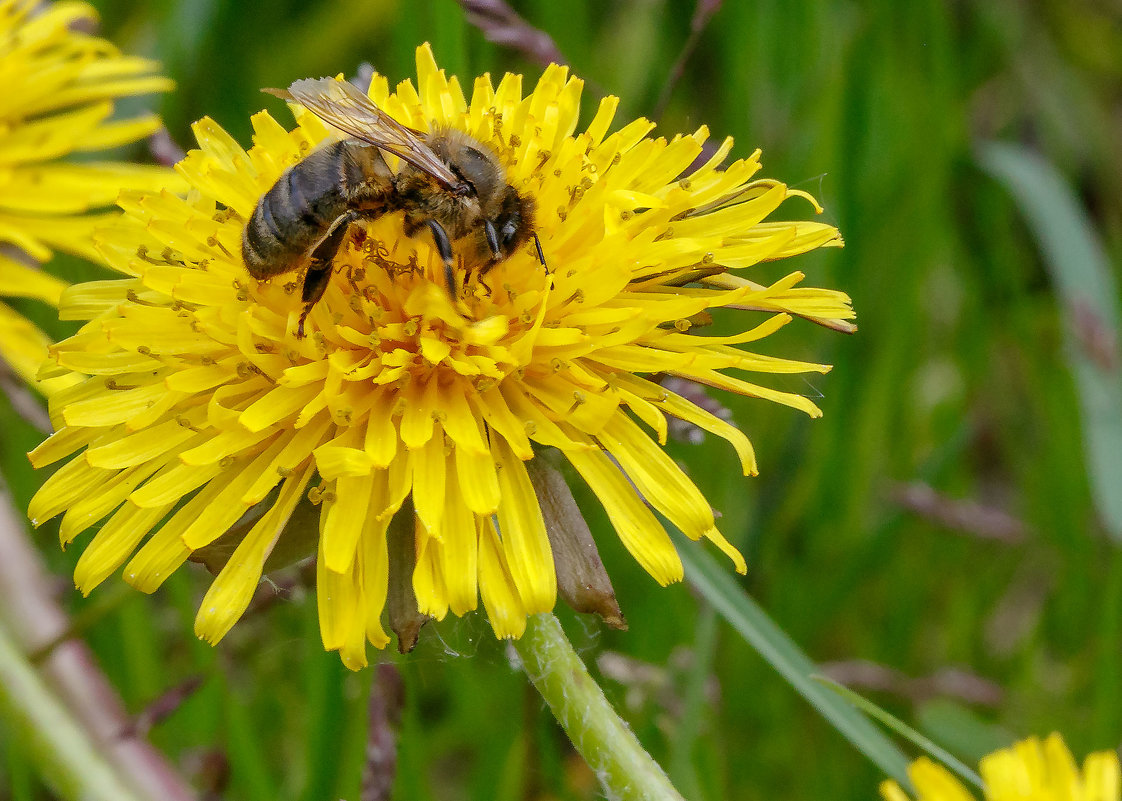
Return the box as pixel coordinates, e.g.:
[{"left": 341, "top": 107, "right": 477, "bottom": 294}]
[
  {"left": 677, "top": 538, "right": 912, "bottom": 784},
  {"left": 978, "top": 141, "right": 1122, "bottom": 542}
]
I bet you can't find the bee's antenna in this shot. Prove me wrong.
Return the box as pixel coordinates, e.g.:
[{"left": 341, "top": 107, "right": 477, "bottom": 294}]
[{"left": 533, "top": 233, "right": 547, "bottom": 272}]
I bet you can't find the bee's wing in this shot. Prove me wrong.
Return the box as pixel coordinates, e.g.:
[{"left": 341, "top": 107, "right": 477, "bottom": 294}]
[{"left": 268, "top": 77, "right": 462, "bottom": 189}]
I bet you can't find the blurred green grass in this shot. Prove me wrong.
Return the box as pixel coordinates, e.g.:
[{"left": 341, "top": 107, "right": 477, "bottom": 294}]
[{"left": 3, "top": 0, "right": 1121, "bottom": 799}]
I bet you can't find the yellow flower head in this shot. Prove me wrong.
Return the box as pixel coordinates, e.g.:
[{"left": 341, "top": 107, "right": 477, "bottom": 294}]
[
  {"left": 0, "top": 0, "right": 180, "bottom": 392},
  {"left": 881, "top": 734, "right": 1122, "bottom": 801},
  {"left": 29, "top": 44, "right": 852, "bottom": 668}
]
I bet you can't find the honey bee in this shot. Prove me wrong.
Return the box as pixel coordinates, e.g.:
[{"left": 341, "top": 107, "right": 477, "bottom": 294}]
[{"left": 242, "top": 77, "right": 543, "bottom": 336}]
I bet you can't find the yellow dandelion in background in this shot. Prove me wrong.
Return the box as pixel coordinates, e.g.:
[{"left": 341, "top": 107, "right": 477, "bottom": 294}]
[
  {"left": 28, "top": 43, "right": 853, "bottom": 668},
  {"left": 881, "top": 734, "right": 1121, "bottom": 801},
  {"left": 0, "top": 0, "right": 180, "bottom": 393}
]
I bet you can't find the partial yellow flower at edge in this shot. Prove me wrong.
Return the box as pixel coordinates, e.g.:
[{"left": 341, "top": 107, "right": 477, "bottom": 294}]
[
  {"left": 28, "top": 43, "right": 852, "bottom": 668},
  {"left": 0, "top": 0, "right": 184, "bottom": 395},
  {"left": 880, "top": 734, "right": 1122, "bottom": 801}
]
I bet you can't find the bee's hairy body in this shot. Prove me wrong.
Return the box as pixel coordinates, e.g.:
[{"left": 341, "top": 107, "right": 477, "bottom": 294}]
[
  {"left": 243, "top": 139, "right": 392, "bottom": 272},
  {"left": 242, "top": 125, "right": 537, "bottom": 337}
]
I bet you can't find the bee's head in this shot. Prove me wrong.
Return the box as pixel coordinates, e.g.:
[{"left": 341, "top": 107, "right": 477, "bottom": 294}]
[
  {"left": 483, "top": 186, "right": 536, "bottom": 263},
  {"left": 423, "top": 129, "right": 537, "bottom": 267}
]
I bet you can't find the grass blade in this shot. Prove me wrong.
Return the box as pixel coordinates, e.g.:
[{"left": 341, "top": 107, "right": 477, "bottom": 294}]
[
  {"left": 815, "top": 676, "right": 982, "bottom": 789},
  {"left": 978, "top": 142, "right": 1122, "bottom": 541},
  {"left": 677, "top": 538, "right": 912, "bottom": 784},
  {"left": 0, "top": 620, "right": 147, "bottom": 801}
]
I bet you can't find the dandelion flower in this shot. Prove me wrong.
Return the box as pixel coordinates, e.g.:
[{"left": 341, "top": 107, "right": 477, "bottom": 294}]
[
  {"left": 881, "top": 734, "right": 1121, "bottom": 801},
  {"left": 29, "top": 44, "right": 852, "bottom": 668},
  {"left": 0, "top": 0, "right": 179, "bottom": 393}
]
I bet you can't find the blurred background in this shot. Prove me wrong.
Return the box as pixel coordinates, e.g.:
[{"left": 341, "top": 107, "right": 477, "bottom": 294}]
[{"left": 2, "top": 0, "right": 1121, "bottom": 799}]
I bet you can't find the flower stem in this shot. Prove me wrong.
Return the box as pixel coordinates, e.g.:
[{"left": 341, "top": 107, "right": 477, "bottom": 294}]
[{"left": 513, "top": 613, "right": 686, "bottom": 801}]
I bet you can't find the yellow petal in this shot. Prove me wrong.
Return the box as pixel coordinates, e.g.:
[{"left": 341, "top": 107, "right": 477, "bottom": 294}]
[
  {"left": 239, "top": 383, "right": 323, "bottom": 432},
  {"left": 412, "top": 530, "right": 449, "bottom": 620},
  {"left": 1083, "top": 750, "right": 1122, "bottom": 801},
  {"left": 478, "top": 518, "right": 527, "bottom": 639},
  {"left": 1042, "top": 733, "right": 1081, "bottom": 798},
  {"left": 399, "top": 376, "right": 439, "bottom": 449},
  {"left": 60, "top": 459, "right": 165, "bottom": 544},
  {"left": 180, "top": 438, "right": 288, "bottom": 549},
  {"left": 440, "top": 382, "right": 487, "bottom": 453},
  {"left": 242, "top": 416, "right": 331, "bottom": 503},
  {"left": 129, "top": 459, "right": 221, "bottom": 509},
  {"left": 877, "top": 781, "right": 913, "bottom": 801},
  {"left": 472, "top": 387, "right": 533, "bottom": 460},
  {"left": 440, "top": 455, "right": 479, "bottom": 615},
  {"left": 29, "top": 457, "right": 115, "bottom": 527},
  {"left": 500, "top": 381, "right": 587, "bottom": 452},
  {"left": 596, "top": 412, "right": 715, "bottom": 542},
  {"left": 411, "top": 428, "right": 446, "bottom": 534},
  {"left": 363, "top": 387, "right": 399, "bottom": 467},
  {"left": 61, "top": 378, "right": 168, "bottom": 427},
  {"left": 360, "top": 490, "right": 392, "bottom": 649},
  {"left": 0, "top": 253, "right": 68, "bottom": 304},
  {"left": 179, "top": 427, "right": 277, "bottom": 467},
  {"left": 321, "top": 472, "right": 375, "bottom": 574},
  {"left": 316, "top": 519, "right": 360, "bottom": 652},
  {"left": 674, "top": 367, "right": 823, "bottom": 418},
  {"left": 28, "top": 425, "right": 100, "bottom": 469},
  {"left": 560, "top": 435, "right": 683, "bottom": 586},
  {"left": 453, "top": 442, "right": 500, "bottom": 515},
  {"left": 73, "top": 501, "right": 175, "bottom": 594},
  {"left": 84, "top": 417, "right": 197, "bottom": 468},
  {"left": 492, "top": 436, "right": 555, "bottom": 613},
  {"left": 195, "top": 464, "right": 313, "bottom": 643},
  {"left": 617, "top": 372, "right": 758, "bottom": 476},
  {"left": 124, "top": 516, "right": 195, "bottom": 594},
  {"left": 315, "top": 446, "right": 374, "bottom": 479},
  {"left": 909, "top": 758, "right": 976, "bottom": 801}
]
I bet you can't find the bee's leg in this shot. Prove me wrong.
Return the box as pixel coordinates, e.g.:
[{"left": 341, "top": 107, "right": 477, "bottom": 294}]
[
  {"left": 422, "top": 219, "right": 457, "bottom": 294},
  {"left": 296, "top": 209, "right": 366, "bottom": 337}
]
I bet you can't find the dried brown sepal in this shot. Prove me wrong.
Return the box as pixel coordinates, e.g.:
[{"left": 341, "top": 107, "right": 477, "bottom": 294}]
[
  {"left": 386, "top": 504, "right": 429, "bottom": 653},
  {"left": 527, "top": 455, "right": 627, "bottom": 630}
]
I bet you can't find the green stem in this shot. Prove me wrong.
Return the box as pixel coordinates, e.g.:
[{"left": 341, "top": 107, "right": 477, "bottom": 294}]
[
  {"left": 0, "top": 619, "right": 146, "bottom": 801},
  {"left": 513, "top": 613, "right": 686, "bottom": 801}
]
